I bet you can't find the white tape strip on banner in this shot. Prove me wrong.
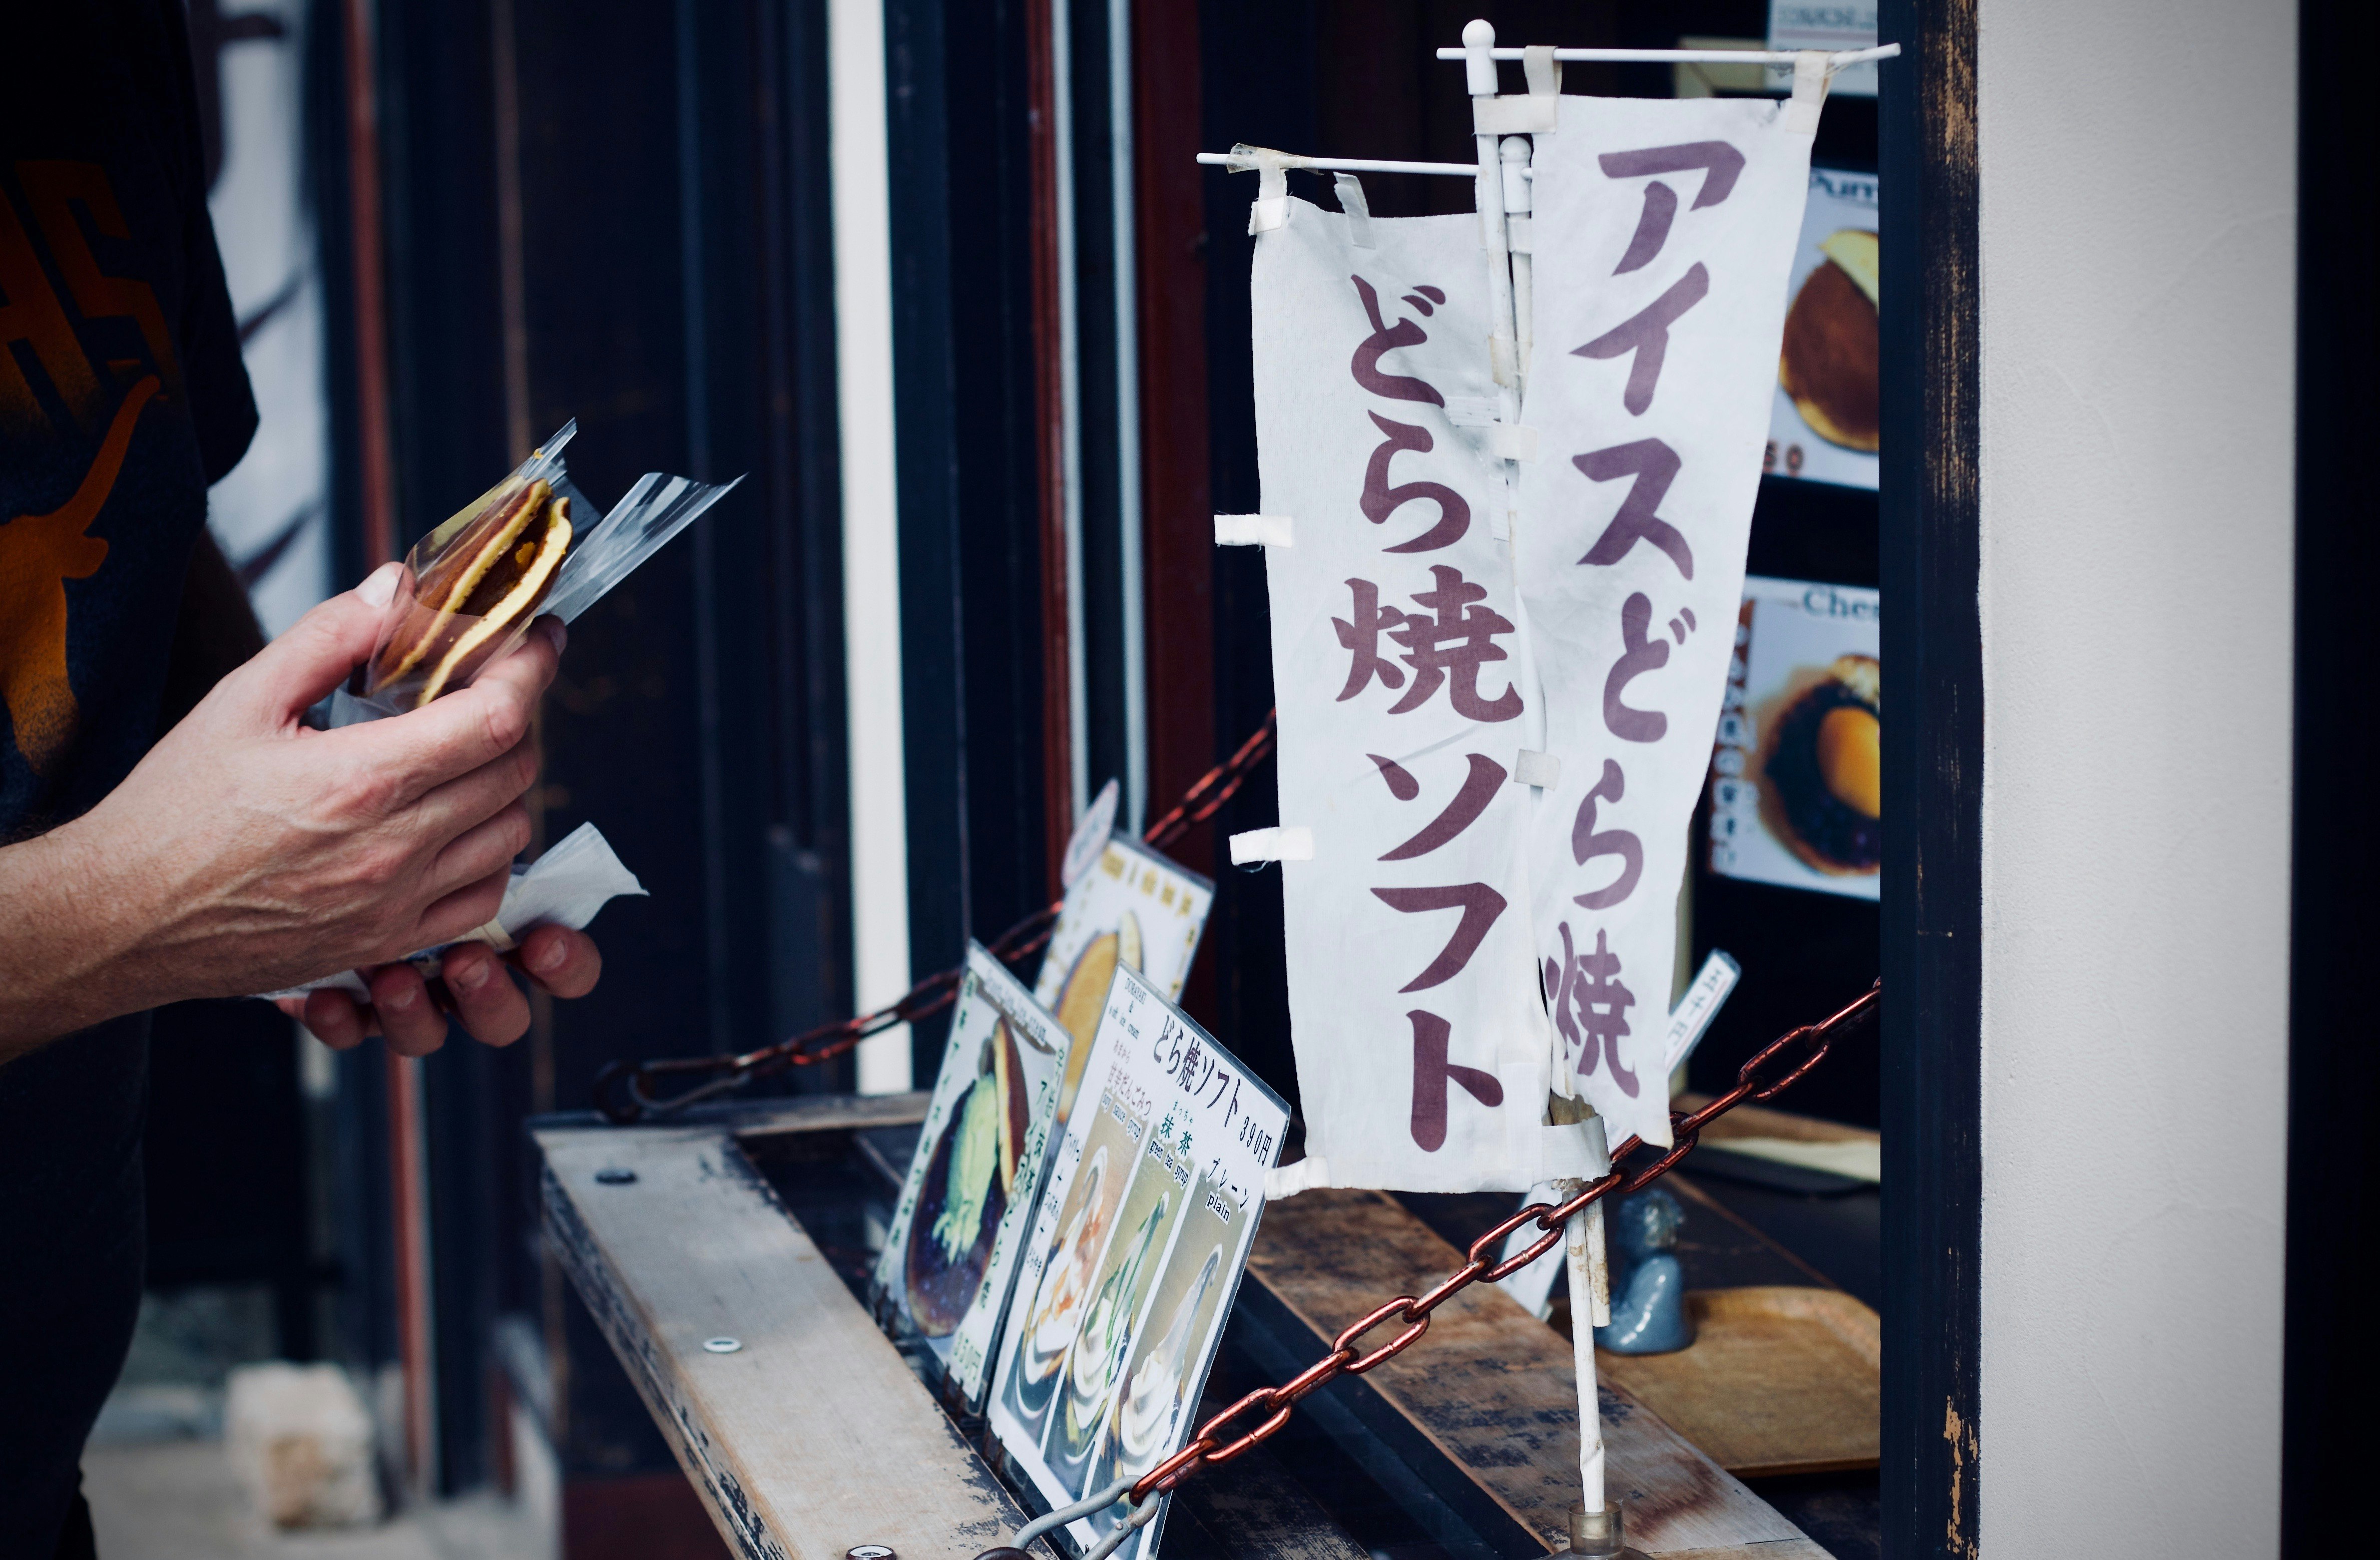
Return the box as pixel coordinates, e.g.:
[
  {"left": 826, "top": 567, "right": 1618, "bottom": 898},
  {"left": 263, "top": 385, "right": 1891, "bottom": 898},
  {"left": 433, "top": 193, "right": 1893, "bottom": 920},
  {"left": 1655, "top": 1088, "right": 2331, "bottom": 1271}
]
[
  {"left": 1489, "top": 333, "right": 1518, "bottom": 387},
  {"left": 1522, "top": 44, "right": 1562, "bottom": 104},
  {"left": 1444, "top": 395, "right": 1500, "bottom": 427},
  {"left": 1783, "top": 50, "right": 1832, "bottom": 136},
  {"left": 1512, "top": 749, "right": 1561, "bottom": 789},
  {"left": 1332, "top": 172, "right": 1375, "bottom": 250},
  {"left": 1473, "top": 93, "right": 1558, "bottom": 135},
  {"left": 1264, "top": 1155, "right": 1330, "bottom": 1200},
  {"left": 1506, "top": 213, "right": 1534, "bottom": 253},
  {"left": 1488, "top": 424, "right": 1539, "bottom": 461},
  {"left": 1249, "top": 149, "right": 1291, "bottom": 233},
  {"left": 1214, "top": 512, "right": 1294, "bottom": 548},
  {"left": 1229, "top": 825, "right": 1314, "bottom": 865}
]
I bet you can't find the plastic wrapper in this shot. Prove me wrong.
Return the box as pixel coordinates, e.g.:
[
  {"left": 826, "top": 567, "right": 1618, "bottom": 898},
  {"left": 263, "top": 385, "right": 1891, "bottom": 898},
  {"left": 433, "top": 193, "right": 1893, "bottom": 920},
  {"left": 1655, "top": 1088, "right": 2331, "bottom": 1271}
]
[
  {"left": 257, "top": 823, "right": 645, "bottom": 1000},
  {"left": 332, "top": 421, "right": 739, "bottom": 724}
]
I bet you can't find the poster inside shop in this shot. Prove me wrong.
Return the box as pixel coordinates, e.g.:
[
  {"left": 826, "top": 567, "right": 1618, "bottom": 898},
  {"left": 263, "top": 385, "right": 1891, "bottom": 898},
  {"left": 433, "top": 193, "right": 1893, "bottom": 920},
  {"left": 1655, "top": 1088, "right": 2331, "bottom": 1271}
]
[
  {"left": 1767, "top": 166, "right": 1879, "bottom": 489},
  {"left": 987, "top": 966, "right": 1286, "bottom": 1560},
  {"left": 1707, "top": 576, "right": 1879, "bottom": 900},
  {"left": 870, "top": 945, "right": 1078, "bottom": 1407},
  {"left": 1033, "top": 835, "right": 1214, "bottom": 1125}
]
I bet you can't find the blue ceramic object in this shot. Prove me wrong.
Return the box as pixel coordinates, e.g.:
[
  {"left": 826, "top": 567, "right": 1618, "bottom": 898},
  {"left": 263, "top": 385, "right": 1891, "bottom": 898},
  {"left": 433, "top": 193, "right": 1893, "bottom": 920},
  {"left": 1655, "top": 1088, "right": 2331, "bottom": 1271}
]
[{"left": 1592, "top": 1188, "right": 1693, "bottom": 1355}]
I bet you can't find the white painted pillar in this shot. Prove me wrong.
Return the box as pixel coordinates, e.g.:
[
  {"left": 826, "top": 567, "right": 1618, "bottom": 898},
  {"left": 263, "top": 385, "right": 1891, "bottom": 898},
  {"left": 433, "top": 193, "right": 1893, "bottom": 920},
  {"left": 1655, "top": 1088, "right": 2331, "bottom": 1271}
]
[{"left": 1976, "top": 0, "right": 2294, "bottom": 1549}]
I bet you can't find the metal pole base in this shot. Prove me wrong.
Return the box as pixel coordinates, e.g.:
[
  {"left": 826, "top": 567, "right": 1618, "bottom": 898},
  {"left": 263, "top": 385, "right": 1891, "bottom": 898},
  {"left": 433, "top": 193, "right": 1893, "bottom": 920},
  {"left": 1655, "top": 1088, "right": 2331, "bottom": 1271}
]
[{"left": 1568, "top": 1500, "right": 1649, "bottom": 1558}]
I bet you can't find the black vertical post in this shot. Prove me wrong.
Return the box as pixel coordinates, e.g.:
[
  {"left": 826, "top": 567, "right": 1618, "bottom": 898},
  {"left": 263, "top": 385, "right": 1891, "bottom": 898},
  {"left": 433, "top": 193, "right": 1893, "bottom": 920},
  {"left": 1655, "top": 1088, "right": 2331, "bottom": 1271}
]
[
  {"left": 1878, "top": 1, "right": 1982, "bottom": 1554},
  {"left": 2281, "top": 1, "right": 2379, "bottom": 1550}
]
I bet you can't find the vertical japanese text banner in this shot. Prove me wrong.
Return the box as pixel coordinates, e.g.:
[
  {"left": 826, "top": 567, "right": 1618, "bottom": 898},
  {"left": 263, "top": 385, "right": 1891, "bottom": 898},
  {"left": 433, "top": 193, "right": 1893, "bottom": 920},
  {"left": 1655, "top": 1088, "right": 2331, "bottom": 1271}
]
[
  {"left": 1518, "top": 93, "right": 1819, "bottom": 1150},
  {"left": 1252, "top": 197, "right": 1554, "bottom": 1193}
]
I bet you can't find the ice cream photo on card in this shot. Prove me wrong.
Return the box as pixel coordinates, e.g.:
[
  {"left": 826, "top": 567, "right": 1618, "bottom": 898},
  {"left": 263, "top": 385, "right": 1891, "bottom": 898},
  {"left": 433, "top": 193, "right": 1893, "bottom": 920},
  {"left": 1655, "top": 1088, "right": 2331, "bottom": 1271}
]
[
  {"left": 986, "top": 965, "right": 1286, "bottom": 1560},
  {"left": 872, "top": 943, "right": 1079, "bottom": 1409},
  {"left": 1032, "top": 834, "right": 1213, "bottom": 1126}
]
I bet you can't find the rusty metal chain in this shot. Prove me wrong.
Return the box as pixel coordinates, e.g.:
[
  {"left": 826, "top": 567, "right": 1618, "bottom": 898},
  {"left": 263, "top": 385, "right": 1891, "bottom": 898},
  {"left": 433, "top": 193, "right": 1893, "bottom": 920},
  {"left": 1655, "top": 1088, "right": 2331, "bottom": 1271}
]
[
  {"left": 584, "top": 707, "right": 1877, "bottom": 1544},
  {"left": 1116, "top": 978, "right": 1880, "bottom": 1511},
  {"left": 592, "top": 713, "right": 1278, "bottom": 1123}
]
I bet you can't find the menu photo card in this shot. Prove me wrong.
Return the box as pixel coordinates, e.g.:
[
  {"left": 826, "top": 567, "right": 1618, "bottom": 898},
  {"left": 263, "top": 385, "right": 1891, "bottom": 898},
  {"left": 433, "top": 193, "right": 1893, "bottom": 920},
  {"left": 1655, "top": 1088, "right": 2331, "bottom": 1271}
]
[
  {"left": 987, "top": 965, "right": 1288, "bottom": 1560},
  {"left": 1708, "top": 576, "right": 1880, "bottom": 901},
  {"left": 1033, "top": 834, "right": 1215, "bottom": 1129},
  {"left": 871, "top": 943, "right": 1079, "bottom": 1408},
  {"left": 1767, "top": 166, "right": 1880, "bottom": 491}
]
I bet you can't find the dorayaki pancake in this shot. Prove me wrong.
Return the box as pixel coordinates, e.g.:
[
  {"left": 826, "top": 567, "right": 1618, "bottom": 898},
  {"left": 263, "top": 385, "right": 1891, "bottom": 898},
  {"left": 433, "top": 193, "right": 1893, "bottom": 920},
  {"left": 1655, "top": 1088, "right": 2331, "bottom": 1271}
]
[
  {"left": 369, "top": 488, "right": 573, "bottom": 707},
  {"left": 1779, "top": 229, "right": 1881, "bottom": 453},
  {"left": 372, "top": 478, "right": 551, "bottom": 687},
  {"left": 414, "top": 495, "right": 574, "bottom": 704}
]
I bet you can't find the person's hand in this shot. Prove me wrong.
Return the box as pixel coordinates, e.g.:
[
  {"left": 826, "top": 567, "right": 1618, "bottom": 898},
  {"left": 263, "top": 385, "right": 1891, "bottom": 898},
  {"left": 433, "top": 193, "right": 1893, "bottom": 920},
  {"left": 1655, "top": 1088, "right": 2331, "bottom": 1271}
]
[
  {"left": 0, "top": 563, "right": 593, "bottom": 1053},
  {"left": 275, "top": 923, "right": 603, "bottom": 1056}
]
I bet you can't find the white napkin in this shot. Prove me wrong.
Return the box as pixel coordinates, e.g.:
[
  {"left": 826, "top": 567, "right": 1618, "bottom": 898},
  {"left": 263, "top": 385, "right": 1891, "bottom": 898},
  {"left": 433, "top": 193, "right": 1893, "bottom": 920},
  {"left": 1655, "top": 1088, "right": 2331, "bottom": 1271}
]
[{"left": 258, "top": 823, "right": 644, "bottom": 999}]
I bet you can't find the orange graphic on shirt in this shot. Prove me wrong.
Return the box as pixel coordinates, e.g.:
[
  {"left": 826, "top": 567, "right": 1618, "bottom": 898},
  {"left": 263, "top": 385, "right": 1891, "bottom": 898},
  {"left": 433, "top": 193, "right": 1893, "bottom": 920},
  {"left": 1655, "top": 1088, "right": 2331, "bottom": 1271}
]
[
  {"left": 0, "top": 375, "right": 158, "bottom": 773},
  {"left": 1, "top": 161, "right": 181, "bottom": 433}
]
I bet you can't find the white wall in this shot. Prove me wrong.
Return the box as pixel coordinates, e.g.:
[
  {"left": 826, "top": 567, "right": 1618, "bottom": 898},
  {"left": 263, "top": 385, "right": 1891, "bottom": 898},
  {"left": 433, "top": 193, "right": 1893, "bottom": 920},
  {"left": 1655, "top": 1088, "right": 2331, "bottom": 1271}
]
[{"left": 1977, "top": 1, "right": 2294, "bottom": 1552}]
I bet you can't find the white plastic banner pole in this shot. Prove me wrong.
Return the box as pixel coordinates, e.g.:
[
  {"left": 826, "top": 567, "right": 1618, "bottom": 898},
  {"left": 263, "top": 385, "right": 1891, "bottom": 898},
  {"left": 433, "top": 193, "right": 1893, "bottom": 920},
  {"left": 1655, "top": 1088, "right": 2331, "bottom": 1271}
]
[
  {"left": 1433, "top": 42, "right": 1900, "bottom": 67},
  {"left": 1564, "top": 1190, "right": 1607, "bottom": 1513},
  {"left": 1503, "top": 136, "right": 1534, "bottom": 394},
  {"left": 1461, "top": 19, "right": 1522, "bottom": 418}
]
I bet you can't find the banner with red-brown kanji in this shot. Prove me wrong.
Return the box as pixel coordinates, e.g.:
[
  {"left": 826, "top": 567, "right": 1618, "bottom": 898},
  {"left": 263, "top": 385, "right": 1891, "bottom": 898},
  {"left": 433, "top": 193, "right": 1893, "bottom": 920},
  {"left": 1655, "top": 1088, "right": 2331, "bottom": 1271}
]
[
  {"left": 1517, "top": 92, "right": 1819, "bottom": 1153},
  {"left": 1248, "top": 197, "right": 1563, "bottom": 1194}
]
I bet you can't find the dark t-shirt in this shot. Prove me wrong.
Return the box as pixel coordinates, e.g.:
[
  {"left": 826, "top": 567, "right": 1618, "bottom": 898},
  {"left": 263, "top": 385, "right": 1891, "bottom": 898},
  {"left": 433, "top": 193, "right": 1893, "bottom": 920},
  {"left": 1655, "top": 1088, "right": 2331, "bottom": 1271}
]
[{"left": 2, "top": 2, "right": 257, "bottom": 1550}]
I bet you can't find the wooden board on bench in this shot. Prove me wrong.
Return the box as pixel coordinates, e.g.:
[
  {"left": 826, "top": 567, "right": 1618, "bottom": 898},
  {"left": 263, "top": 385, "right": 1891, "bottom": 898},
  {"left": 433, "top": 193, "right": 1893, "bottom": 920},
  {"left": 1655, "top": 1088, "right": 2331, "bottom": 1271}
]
[
  {"left": 1596, "top": 1288, "right": 1880, "bottom": 1479},
  {"left": 1242, "top": 1188, "right": 1833, "bottom": 1559}
]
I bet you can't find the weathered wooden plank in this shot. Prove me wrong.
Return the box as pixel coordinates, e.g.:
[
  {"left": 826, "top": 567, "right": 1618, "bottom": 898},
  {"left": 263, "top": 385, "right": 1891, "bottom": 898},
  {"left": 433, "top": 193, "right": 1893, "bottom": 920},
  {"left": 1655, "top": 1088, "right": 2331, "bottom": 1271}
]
[
  {"left": 1245, "top": 1189, "right": 1830, "bottom": 1559},
  {"left": 1595, "top": 1288, "right": 1879, "bottom": 1479},
  {"left": 1672, "top": 1095, "right": 1878, "bottom": 1147},
  {"left": 537, "top": 1115, "right": 1023, "bottom": 1560}
]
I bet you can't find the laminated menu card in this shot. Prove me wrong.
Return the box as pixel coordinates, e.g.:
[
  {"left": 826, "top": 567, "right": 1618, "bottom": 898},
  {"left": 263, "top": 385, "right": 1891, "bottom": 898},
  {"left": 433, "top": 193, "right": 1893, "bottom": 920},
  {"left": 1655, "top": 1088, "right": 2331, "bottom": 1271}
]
[
  {"left": 1766, "top": 166, "right": 1881, "bottom": 490},
  {"left": 1707, "top": 575, "right": 1880, "bottom": 900},
  {"left": 872, "top": 943, "right": 1078, "bottom": 1407},
  {"left": 987, "top": 965, "right": 1287, "bottom": 1559},
  {"left": 1032, "top": 835, "right": 1214, "bottom": 1127}
]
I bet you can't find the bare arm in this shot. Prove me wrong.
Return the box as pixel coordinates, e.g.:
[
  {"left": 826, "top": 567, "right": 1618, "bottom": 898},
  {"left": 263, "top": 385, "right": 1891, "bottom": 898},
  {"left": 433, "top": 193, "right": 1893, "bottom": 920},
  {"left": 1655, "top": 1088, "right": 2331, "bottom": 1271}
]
[{"left": 0, "top": 565, "right": 574, "bottom": 1062}]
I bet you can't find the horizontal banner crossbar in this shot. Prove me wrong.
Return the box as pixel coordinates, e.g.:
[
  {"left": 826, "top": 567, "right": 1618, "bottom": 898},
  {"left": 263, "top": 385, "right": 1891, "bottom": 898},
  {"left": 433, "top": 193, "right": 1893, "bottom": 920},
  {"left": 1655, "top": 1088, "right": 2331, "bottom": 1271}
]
[{"left": 1431, "top": 43, "right": 1901, "bottom": 66}]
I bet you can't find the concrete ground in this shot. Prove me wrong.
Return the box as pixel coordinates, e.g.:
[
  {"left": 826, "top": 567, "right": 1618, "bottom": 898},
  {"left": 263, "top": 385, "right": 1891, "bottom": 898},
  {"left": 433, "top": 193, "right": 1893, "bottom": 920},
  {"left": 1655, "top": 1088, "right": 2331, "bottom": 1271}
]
[{"left": 83, "top": 1436, "right": 547, "bottom": 1560}]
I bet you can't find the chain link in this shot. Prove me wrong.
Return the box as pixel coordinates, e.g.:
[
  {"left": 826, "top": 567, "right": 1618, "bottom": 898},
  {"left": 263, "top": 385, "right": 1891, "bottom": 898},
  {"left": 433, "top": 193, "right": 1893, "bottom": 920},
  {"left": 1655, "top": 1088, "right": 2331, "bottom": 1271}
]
[
  {"left": 1119, "top": 979, "right": 1879, "bottom": 1507},
  {"left": 581, "top": 712, "right": 1876, "bottom": 1536},
  {"left": 593, "top": 713, "right": 1279, "bottom": 1123}
]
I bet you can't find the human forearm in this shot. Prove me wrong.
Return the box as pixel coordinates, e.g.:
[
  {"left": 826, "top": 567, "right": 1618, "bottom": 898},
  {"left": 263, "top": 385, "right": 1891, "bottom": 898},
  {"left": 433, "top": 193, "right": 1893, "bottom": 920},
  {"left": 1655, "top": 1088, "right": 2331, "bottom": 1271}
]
[
  {"left": 0, "top": 823, "right": 161, "bottom": 1060},
  {"left": 3, "top": 576, "right": 560, "bottom": 1064}
]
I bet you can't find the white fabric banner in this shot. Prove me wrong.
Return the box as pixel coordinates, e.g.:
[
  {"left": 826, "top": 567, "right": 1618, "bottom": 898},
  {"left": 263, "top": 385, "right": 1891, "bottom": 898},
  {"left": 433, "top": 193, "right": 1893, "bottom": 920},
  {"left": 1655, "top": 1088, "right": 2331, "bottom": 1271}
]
[
  {"left": 1246, "top": 88, "right": 1817, "bottom": 1190},
  {"left": 1517, "top": 95, "right": 1817, "bottom": 1152},
  {"left": 1251, "top": 199, "right": 1565, "bottom": 1194}
]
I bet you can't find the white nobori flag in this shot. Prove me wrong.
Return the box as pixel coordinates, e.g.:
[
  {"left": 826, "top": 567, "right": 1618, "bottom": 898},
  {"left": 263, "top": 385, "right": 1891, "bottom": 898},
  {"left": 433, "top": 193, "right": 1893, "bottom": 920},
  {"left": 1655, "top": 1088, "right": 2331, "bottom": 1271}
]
[
  {"left": 1244, "top": 83, "right": 1819, "bottom": 1188},
  {"left": 1518, "top": 92, "right": 1819, "bottom": 1153},
  {"left": 1250, "top": 199, "right": 1561, "bottom": 1194}
]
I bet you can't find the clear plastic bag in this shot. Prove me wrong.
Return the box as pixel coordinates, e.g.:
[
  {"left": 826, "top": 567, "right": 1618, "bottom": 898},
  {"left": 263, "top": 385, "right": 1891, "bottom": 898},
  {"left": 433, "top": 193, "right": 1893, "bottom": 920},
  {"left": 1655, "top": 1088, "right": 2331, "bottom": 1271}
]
[{"left": 334, "top": 421, "right": 740, "bottom": 724}]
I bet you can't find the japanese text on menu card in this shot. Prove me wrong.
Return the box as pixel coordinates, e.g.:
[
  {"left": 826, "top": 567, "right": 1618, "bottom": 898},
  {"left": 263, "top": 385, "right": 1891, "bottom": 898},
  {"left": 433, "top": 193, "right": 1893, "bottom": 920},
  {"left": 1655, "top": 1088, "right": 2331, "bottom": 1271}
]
[{"left": 985, "top": 965, "right": 1287, "bottom": 1560}]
